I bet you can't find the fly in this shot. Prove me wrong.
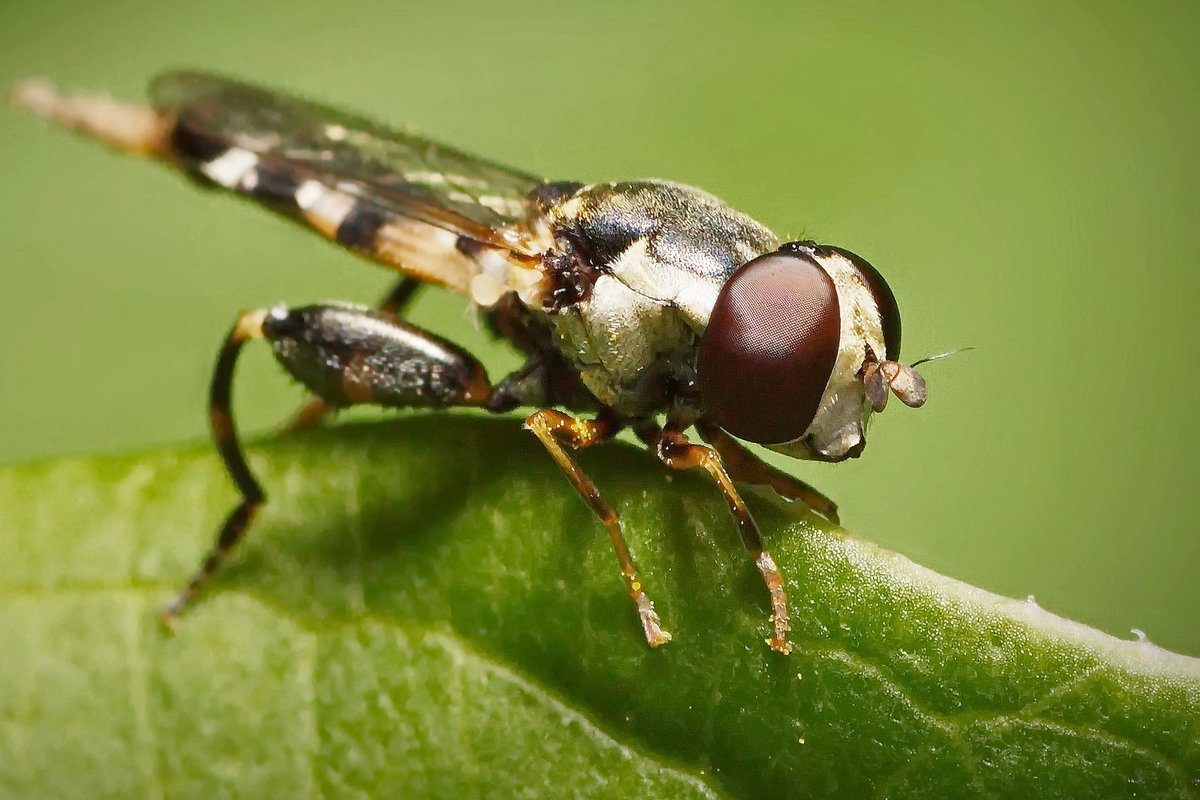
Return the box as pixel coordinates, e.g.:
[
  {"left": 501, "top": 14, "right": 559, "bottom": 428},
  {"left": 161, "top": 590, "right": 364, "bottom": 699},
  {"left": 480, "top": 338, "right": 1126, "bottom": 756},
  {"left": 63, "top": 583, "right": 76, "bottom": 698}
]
[{"left": 12, "top": 73, "right": 938, "bottom": 653}]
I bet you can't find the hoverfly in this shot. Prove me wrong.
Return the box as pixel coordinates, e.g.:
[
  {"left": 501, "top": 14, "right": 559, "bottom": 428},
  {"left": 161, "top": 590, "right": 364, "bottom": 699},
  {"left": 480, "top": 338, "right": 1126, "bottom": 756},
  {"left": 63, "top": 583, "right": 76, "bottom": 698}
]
[{"left": 12, "top": 72, "right": 933, "bottom": 653}]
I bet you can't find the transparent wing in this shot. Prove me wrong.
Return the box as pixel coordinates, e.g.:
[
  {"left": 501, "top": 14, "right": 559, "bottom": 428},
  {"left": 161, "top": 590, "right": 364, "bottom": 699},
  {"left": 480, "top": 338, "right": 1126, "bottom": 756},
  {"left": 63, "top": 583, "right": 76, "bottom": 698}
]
[{"left": 150, "top": 71, "right": 547, "bottom": 258}]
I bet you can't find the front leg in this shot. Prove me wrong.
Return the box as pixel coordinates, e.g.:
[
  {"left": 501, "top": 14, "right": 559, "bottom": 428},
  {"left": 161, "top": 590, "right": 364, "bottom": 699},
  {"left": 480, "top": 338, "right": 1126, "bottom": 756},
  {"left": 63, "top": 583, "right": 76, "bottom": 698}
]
[
  {"left": 525, "top": 409, "right": 672, "bottom": 647},
  {"left": 640, "top": 423, "right": 794, "bottom": 654}
]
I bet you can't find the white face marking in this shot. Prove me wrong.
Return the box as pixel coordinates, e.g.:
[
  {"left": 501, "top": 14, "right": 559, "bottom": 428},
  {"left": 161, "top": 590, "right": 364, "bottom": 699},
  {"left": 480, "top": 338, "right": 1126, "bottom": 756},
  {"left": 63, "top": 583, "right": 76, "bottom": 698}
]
[
  {"left": 772, "top": 250, "right": 886, "bottom": 461},
  {"left": 200, "top": 149, "right": 259, "bottom": 189}
]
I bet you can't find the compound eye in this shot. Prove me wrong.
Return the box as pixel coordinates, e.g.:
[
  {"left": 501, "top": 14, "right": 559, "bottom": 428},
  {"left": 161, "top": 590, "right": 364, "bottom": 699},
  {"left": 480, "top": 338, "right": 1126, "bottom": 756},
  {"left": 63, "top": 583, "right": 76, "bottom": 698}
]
[
  {"left": 698, "top": 251, "right": 841, "bottom": 444},
  {"left": 830, "top": 246, "right": 901, "bottom": 361}
]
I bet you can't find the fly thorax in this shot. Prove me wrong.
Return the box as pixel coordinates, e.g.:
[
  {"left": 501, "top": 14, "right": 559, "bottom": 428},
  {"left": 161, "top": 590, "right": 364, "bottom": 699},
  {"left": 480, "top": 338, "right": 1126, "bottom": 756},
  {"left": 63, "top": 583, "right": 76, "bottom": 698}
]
[
  {"left": 542, "top": 273, "right": 695, "bottom": 414},
  {"left": 520, "top": 179, "right": 780, "bottom": 415}
]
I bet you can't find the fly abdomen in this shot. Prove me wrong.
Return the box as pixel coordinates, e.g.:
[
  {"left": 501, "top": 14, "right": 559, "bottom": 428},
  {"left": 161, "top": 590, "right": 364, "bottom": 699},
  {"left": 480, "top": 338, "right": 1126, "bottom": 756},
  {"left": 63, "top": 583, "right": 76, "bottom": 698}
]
[{"left": 262, "top": 304, "right": 490, "bottom": 409}]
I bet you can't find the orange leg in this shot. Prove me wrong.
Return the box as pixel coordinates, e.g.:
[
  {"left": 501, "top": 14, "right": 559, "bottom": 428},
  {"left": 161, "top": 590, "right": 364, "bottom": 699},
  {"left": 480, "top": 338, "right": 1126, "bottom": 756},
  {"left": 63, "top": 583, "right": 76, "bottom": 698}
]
[
  {"left": 696, "top": 420, "right": 839, "bottom": 524},
  {"left": 525, "top": 409, "right": 671, "bottom": 647},
  {"left": 649, "top": 425, "right": 794, "bottom": 654}
]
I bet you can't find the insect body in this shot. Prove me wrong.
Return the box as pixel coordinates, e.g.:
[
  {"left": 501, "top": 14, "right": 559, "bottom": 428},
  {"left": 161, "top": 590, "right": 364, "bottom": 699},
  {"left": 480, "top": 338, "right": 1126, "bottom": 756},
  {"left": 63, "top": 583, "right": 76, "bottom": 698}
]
[{"left": 12, "top": 73, "right": 932, "bottom": 653}]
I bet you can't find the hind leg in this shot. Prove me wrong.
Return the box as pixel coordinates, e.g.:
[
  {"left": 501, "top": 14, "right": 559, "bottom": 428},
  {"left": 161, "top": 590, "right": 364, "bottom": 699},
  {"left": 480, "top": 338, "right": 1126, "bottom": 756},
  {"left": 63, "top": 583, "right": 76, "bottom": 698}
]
[
  {"left": 163, "top": 302, "right": 493, "bottom": 624},
  {"left": 285, "top": 276, "right": 424, "bottom": 431},
  {"left": 638, "top": 422, "right": 794, "bottom": 654}
]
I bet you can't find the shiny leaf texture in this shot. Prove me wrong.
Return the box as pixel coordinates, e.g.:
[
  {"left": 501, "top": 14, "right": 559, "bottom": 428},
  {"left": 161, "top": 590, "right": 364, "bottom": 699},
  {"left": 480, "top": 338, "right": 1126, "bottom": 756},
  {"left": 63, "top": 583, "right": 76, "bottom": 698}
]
[{"left": 1, "top": 417, "right": 1196, "bottom": 799}]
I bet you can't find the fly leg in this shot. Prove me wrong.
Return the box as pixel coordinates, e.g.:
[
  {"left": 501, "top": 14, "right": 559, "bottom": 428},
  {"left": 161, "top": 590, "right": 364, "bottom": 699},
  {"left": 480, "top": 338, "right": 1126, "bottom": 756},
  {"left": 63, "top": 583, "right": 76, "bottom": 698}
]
[
  {"left": 524, "top": 410, "right": 672, "bottom": 647},
  {"left": 162, "top": 302, "right": 492, "bottom": 626},
  {"left": 286, "top": 276, "right": 423, "bottom": 431},
  {"left": 639, "top": 423, "right": 794, "bottom": 654},
  {"left": 696, "top": 420, "right": 839, "bottom": 524},
  {"left": 162, "top": 309, "right": 271, "bottom": 626}
]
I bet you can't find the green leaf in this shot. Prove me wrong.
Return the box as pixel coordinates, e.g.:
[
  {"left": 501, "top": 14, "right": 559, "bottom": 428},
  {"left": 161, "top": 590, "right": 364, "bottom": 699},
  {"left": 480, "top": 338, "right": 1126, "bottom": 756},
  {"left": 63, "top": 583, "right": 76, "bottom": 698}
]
[{"left": 1, "top": 417, "right": 1196, "bottom": 799}]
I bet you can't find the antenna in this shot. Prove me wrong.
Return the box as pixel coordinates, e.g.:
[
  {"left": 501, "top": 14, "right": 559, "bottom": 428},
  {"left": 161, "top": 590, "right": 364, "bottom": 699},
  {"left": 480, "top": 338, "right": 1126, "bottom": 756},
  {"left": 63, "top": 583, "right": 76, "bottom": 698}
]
[{"left": 910, "top": 346, "right": 976, "bottom": 369}]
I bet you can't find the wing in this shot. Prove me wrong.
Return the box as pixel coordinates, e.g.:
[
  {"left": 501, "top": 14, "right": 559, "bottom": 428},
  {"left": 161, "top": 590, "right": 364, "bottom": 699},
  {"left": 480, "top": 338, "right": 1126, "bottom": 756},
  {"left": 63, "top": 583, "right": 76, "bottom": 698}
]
[{"left": 151, "top": 71, "right": 548, "bottom": 291}]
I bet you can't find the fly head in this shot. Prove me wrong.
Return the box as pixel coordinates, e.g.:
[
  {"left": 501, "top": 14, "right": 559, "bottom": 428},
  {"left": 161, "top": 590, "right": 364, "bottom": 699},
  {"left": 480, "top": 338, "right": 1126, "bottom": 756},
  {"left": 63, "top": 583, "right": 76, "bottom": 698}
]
[{"left": 697, "top": 241, "right": 923, "bottom": 462}]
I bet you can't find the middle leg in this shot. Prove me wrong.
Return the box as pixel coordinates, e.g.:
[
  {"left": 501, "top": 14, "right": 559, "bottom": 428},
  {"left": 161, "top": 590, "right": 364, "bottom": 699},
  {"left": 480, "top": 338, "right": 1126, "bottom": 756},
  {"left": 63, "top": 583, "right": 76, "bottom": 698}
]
[
  {"left": 696, "top": 419, "right": 839, "bottom": 524},
  {"left": 639, "top": 422, "right": 794, "bottom": 654}
]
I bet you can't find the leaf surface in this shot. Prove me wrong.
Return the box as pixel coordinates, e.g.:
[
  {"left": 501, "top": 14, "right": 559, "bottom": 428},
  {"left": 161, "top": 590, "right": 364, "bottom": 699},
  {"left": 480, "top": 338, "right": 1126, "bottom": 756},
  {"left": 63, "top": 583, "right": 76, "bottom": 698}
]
[{"left": 1, "top": 417, "right": 1196, "bottom": 799}]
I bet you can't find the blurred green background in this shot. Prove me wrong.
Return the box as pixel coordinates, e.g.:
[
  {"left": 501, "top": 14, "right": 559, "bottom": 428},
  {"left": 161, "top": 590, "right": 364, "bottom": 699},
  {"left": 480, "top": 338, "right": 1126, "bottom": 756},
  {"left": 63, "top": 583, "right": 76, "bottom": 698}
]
[{"left": 1, "top": 0, "right": 1196, "bottom": 657}]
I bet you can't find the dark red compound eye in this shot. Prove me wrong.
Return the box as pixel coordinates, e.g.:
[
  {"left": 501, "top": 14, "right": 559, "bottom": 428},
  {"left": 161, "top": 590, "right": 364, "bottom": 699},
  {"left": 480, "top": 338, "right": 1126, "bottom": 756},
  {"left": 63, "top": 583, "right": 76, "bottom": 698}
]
[{"left": 698, "top": 250, "right": 841, "bottom": 444}]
